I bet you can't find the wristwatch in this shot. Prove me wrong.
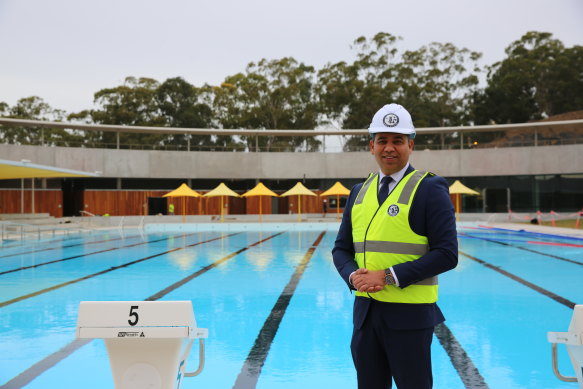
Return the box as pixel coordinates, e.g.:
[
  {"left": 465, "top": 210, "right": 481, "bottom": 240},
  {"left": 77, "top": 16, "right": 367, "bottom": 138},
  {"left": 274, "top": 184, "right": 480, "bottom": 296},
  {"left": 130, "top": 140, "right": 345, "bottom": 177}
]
[{"left": 384, "top": 268, "right": 396, "bottom": 286}]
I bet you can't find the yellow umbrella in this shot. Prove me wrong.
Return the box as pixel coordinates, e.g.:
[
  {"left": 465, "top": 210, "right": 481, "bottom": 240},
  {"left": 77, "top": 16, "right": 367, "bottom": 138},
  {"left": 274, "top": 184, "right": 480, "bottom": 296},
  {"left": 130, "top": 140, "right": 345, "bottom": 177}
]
[
  {"left": 163, "top": 183, "right": 202, "bottom": 222},
  {"left": 241, "top": 182, "right": 279, "bottom": 222},
  {"left": 449, "top": 180, "right": 480, "bottom": 216},
  {"left": 203, "top": 182, "right": 240, "bottom": 222},
  {"left": 280, "top": 182, "right": 317, "bottom": 222},
  {"left": 320, "top": 181, "right": 351, "bottom": 221}
]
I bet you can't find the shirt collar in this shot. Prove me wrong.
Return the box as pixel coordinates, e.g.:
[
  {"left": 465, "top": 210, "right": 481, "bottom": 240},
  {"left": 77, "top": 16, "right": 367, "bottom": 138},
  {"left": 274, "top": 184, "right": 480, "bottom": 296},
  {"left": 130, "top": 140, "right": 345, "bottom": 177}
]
[{"left": 378, "top": 163, "right": 410, "bottom": 185}]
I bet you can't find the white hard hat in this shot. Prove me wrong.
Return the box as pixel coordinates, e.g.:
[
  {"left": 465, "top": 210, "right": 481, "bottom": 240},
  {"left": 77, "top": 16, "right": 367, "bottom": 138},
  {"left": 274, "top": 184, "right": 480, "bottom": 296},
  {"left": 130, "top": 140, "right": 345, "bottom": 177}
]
[{"left": 368, "top": 103, "right": 416, "bottom": 138}]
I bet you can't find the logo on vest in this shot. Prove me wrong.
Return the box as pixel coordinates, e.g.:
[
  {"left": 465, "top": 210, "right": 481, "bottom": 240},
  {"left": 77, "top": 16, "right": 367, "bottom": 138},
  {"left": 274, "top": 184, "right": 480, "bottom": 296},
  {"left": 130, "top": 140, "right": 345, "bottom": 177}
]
[{"left": 387, "top": 204, "right": 400, "bottom": 216}]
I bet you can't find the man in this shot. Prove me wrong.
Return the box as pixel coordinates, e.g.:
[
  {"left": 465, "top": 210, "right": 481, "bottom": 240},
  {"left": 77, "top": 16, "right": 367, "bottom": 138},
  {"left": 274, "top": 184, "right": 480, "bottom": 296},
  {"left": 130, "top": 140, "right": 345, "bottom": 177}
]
[{"left": 332, "top": 103, "right": 458, "bottom": 389}]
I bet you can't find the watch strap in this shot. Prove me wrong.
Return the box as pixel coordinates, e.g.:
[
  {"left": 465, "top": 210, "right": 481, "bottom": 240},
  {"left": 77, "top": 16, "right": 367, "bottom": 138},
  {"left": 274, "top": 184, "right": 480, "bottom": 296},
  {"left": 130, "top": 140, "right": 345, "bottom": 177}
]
[{"left": 384, "top": 268, "right": 396, "bottom": 285}]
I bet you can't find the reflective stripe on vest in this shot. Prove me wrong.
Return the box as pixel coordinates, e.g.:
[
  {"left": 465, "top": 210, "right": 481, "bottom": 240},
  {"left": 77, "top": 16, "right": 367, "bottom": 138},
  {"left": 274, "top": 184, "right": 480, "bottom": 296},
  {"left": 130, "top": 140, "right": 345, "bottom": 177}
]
[
  {"left": 354, "top": 173, "right": 377, "bottom": 206},
  {"left": 353, "top": 241, "right": 428, "bottom": 256},
  {"left": 351, "top": 170, "right": 439, "bottom": 303}
]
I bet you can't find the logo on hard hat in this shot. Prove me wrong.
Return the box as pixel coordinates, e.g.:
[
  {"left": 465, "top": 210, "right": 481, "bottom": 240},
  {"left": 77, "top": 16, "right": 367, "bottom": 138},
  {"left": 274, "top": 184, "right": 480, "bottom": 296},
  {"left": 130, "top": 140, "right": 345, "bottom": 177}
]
[
  {"left": 382, "top": 113, "right": 399, "bottom": 127},
  {"left": 387, "top": 204, "right": 400, "bottom": 216}
]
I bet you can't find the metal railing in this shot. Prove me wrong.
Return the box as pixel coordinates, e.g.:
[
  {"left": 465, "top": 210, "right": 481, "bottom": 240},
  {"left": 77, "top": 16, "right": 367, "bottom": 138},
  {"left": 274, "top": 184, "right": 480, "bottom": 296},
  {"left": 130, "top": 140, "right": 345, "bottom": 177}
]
[
  {"left": 1, "top": 117, "right": 582, "bottom": 152},
  {"left": 0, "top": 220, "right": 92, "bottom": 243}
]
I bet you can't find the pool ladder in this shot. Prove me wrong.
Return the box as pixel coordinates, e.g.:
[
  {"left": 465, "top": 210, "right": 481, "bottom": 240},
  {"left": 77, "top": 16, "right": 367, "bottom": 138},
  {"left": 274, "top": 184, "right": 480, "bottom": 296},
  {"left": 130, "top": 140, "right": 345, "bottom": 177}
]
[{"left": 548, "top": 304, "right": 583, "bottom": 388}]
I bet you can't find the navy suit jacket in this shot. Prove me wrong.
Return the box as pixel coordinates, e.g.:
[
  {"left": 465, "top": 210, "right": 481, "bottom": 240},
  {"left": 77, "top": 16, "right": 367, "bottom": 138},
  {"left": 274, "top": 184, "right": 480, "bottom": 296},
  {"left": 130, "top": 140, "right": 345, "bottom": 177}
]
[{"left": 332, "top": 165, "right": 458, "bottom": 330}]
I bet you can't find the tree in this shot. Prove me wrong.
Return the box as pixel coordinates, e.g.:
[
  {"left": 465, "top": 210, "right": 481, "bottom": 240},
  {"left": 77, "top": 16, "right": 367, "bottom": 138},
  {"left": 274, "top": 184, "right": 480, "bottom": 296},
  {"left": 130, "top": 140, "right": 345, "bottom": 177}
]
[
  {"left": 316, "top": 33, "right": 402, "bottom": 150},
  {"left": 0, "top": 96, "right": 81, "bottom": 146},
  {"left": 393, "top": 42, "right": 481, "bottom": 150},
  {"left": 394, "top": 42, "right": 481, "bottom": 127},
  {"left": 317, "top": 33, "right": 401, "bottom": 127},
  {"left": 316, "top": 33, "right": 482, "bottom": 150},
  {"left": 544, "top": 45, "right": 583, "bottom": 114},
  {"left": 85, "top": 77, "right": 166, "bottom": 148},
  {"left": 155, "top": 77, "right": 216, "bottom": 150},
  {"left": 473, "top": 31, "right": 583, "bottom": 124},
  {"left": 0, "top": 101, "right": 8, "bottom": 116},
  {"left": 213, "top": 57, "right": 320, "bottom": 151}
]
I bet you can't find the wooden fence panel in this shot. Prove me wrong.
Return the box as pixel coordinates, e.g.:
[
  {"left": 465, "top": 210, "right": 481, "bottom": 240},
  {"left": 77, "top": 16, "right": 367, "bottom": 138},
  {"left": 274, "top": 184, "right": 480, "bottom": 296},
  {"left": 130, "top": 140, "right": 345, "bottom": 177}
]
[
  {"left": 0, "top": 189, "right": 63, "bottom": 217},
  {"left": 0, "top": 189, "right": 341, "bottom": 217}
]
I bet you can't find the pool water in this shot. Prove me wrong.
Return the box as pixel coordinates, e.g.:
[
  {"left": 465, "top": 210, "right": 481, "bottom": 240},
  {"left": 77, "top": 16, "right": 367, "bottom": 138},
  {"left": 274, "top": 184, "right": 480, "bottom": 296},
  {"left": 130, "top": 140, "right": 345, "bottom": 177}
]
[{"left": 0, "top": 224, "right": 581, "bottom": 388}]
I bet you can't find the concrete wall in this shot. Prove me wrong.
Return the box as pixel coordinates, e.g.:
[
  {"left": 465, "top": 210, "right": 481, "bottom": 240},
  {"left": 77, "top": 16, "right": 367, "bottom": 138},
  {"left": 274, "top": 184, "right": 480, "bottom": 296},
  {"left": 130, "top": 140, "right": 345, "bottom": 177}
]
[
  {"left": 410, "top": 144, "right": 583, "bottom": 177},
  {"left": 2, "top": 143, "right": 582, "bottom": 179}
]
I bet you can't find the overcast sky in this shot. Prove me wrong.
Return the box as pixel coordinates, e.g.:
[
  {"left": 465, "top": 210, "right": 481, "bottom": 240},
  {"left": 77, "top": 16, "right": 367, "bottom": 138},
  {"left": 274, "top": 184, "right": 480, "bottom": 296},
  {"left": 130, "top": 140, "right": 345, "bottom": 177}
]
[{"left": 1, "top": 0, "right": 582, "bottom": 114}]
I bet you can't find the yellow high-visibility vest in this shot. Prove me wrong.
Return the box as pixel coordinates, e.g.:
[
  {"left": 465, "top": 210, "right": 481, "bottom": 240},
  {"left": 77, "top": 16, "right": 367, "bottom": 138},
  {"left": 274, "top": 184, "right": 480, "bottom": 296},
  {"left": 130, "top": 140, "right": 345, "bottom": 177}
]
[{"left": 351, "top": 170, "right": 438, "bottom": 303}]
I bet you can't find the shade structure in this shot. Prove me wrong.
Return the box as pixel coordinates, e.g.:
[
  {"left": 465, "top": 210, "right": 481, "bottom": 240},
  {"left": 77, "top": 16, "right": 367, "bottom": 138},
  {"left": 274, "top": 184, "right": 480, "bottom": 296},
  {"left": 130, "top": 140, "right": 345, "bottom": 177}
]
[
  {"left": 0, "top": 159, "right": 100, "bottom": 214},
  {"left": 449, "top": 180, "right": 480, "bottom": 195},
  {"left": 449, "top": 180, "right": 480, "bottom": 216},
  {"left": 280, "top": 182, "right": 317, "bottom": 222},
  {"left": 163, "top": 183, "right": 202, "bottom": 222},
  {"left": 320, "top": 181, "right": 351, "bottom": 221},
  {"left": 241, "top": 182, "right": 279, "bottom": 222},
  {"left": 242, "top": 182, "right": 278, "bottom": 197},
  {"left": 163, "top": 183, "right": 202, "bottom": 198},
  {"left": 0, "top": 159, "right": 100, "bottom": 180},
  {"left": 203, "top": 183, "right": 240, "bottom": 222}
]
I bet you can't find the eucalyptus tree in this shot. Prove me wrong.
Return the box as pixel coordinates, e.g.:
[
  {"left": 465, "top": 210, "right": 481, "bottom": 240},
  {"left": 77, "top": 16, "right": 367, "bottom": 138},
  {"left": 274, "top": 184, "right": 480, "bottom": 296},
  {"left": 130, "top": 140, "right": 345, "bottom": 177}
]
[
  {"left": 549, "top": 45, "right": 583, "bottom": 115},
  {"left": 0, "top": 96, "right": 81, "bottom": 146},
  {"left": 394, "top": 42, "right": 481, "bottom": 127},
  {"left": 316, "top": 32, "right": 481, "bottom": 151},
  {"left": 393, "top": 42, "right": 482, "bottom": 149},
  {"left": 83, "top": 77, "right": 166, "bottom": 148},
  {"left": 155, "top": 77, "right": 215, "bottom": 150},
  {"left": 316, "top": 32, "right": 402, "bottom": 151},
  {"left": 213, "top": 57, "right": 320, "bottom": 152},
  {"left": 0, "top": 101, "right": 8, "bottom": 116},
  {"left": 473, "top": 31, "right": 583, "bottom": 124}
]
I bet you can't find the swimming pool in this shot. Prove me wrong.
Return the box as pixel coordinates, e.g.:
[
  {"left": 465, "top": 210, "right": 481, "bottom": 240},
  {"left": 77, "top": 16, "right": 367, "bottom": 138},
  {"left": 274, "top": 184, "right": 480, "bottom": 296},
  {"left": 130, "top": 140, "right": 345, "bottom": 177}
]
[{"left": 0, "top": 224, "right": 581, "bottom": 388}]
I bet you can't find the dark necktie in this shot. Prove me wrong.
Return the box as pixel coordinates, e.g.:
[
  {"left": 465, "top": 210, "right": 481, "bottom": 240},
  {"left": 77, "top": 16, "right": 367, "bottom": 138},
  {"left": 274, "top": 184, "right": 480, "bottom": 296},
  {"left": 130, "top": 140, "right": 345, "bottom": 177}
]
[{"left": 378, "top": 176, "right": 392, "bottom": 204}]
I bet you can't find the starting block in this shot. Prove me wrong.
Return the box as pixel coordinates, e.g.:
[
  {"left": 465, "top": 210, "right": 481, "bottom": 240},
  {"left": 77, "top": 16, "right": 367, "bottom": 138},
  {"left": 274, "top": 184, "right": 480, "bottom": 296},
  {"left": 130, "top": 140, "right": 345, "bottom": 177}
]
[
  {"left": 547, "top": 304, "right": 583, "bottom": 388},
  {"left": 77, "top": 301, "right": 208, "bottom": 389}
]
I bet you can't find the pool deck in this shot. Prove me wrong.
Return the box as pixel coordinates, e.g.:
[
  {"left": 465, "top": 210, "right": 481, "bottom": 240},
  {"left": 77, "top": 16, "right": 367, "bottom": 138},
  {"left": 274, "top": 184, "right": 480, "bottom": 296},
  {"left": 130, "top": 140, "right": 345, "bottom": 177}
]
[{"left": 2, "top": 213, "right": 582, "bottom": 242}]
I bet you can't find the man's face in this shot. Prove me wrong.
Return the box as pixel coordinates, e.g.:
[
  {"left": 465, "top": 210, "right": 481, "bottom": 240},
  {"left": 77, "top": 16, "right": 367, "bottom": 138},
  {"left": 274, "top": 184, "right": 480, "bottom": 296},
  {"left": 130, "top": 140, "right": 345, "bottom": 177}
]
[{"left": 369, "top": 132, "right": 414, "bottom": 175}]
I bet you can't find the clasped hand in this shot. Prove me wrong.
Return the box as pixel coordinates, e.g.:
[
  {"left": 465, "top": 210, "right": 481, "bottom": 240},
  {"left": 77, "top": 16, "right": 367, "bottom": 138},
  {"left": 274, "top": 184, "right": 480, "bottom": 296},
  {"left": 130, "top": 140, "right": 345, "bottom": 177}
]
[{"left": 351, "top": 268, "right": 385, "bottom": 293}]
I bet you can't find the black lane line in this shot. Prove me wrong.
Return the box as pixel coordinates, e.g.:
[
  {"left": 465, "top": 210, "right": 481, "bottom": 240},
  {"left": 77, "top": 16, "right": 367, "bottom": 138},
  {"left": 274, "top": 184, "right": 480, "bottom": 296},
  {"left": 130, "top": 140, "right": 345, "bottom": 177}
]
[
  {"left": 0, "top": 232, "right": 284, "bottom": 389},
  {"left": 0, "top": 233, "right": 237, "bottom": 309},
  {"left": 436, "top": 248, "right": 575, "bottom": 389},
  {"left": 434, "top": 323, "right": 489, "bottom": 389},
  {"left": 460, "top": 250, "right": 576, "bottom": 309},
  {"left": 0, "top": 233, "right": 144, "bottom": 260},
  {"left": 459, "top": 232, "right": 583, "bottom": 266},
  {"left": 232, "top": 231, "right": 326, "bottom": 389},
  {"left": 0, "top": 233, "right": 198, "bottom": 276},
  {"left": 0, "top": 339, "right": 93, "bottom": 389}
]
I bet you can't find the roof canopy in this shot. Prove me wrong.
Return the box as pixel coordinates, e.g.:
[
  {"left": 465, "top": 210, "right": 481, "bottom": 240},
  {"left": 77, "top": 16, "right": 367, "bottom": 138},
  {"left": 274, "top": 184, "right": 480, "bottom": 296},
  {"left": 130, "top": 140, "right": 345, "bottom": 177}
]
[
  {"left": 163, "top": 183, "right": 202, "bottom": 197},
  {"left": 203, "top": 182, "right": 240, "bottom": 197},
  {"left": 0, "top": 159, "right": 100, "bottom": 180},
  {"left": 280, "top": 182, "right": 317, "bottom": 197}
]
